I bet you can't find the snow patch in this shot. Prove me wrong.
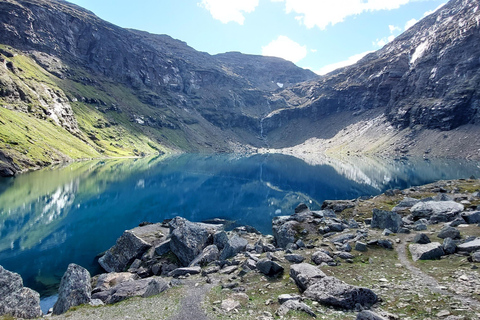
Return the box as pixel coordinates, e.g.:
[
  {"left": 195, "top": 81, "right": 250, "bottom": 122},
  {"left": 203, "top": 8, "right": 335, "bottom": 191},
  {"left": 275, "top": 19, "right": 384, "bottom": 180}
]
[
  {"left": 410, "top": 41, "right": 429, "bottom": 65},
  {"left": 276, "top": 82, "right": 284, "bottom": 88}
]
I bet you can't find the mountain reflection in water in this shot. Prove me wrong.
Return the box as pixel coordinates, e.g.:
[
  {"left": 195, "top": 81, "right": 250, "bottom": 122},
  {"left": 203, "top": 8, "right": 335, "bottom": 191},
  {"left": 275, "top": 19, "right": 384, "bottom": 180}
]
[{"left": 0, "top": 153, "right": 479, "bottom": 297}]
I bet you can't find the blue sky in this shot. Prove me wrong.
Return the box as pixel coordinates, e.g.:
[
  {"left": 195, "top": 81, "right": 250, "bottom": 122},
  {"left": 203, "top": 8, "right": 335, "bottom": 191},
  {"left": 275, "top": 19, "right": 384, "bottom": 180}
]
[{"left": 68, "top": 0, "right": 446, "bottom": 74}]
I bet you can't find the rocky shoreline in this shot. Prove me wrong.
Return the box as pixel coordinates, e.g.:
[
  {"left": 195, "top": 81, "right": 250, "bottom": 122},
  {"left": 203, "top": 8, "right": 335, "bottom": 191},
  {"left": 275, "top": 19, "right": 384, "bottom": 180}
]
[{"left": 1, "top": 179, "right": 480, "bottom": 319}]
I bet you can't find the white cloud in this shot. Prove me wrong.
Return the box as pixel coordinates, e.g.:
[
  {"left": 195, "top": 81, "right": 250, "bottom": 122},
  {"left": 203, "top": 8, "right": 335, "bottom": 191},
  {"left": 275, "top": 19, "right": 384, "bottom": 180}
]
[
  {"left": 316, "top": 51, "right": 372, "bottom": 75},
  {"left": 272, "top": 0, "right": 411, "bottom": 30},
  {"left": 373, "top": 35, "right": 395, "bottom": 48},
  {"left": 404, "top": 18, "right": 418, "bottom": 30},
  {"left": 199, "top": 0, "right": 259, "bottom": 25},
  {"left": 262, "top": 36, "right": 308, "bottom": 63},
  {"left": 423, "top": 3, "right": 446, "bottom": 17},
  {"left": 389, "top": 25, "right": 401, "bottom": 33}
]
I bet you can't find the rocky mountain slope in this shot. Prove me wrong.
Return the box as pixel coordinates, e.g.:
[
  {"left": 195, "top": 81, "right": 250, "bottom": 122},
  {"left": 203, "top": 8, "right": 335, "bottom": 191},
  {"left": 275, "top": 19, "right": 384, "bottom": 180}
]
[
  {"left": 1, "top": 0, "right": 480, "bottom": 176},
  {"left": 261, "top": 0, "right": 480, "bottom": 158}
]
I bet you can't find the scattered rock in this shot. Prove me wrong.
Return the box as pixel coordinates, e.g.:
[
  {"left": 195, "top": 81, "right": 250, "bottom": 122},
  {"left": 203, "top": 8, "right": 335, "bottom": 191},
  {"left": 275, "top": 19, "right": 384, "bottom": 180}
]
[
  {"left": 277, "top": 300, "right": 317, "bottom": 318},
  {"left": 312, "top": 251, "right": 334, "bottom": 265},
  {"left": 256, "top": 258, "right": 284, "bottom": 276},
  {"left": 289, "top": 263, "right": 326, "bottom": 292},
  {"left": 221, "top": 298, "right": 240, "bottom": 312},
  {"left": 409, "top": 242, "right": 445, "bottom": 261},
  {"left": 458, "top": 238, "right": 480, "bottom": 252},
  {"left": 304, "top": 276, "right": 378, "bottom": 310},
  {"left": 220, "top": 236, "right": 248, "bottom": 260},
  {"left": 371, "top": 209, "right": 402, "bottom": 232},
  {"left": 0, "top": 265, "right": 42, "bottom": 319},
  {"left": 462, "top": 211, "right": 480, "bottom": 224},
  {"left": 443, "top": 238, "right": 457, "bottom": 255},
  {"left": 277, "top": 294, "right": 301, "bottom": 304},
  {"left": 355, "top": 241, "right": 368, "bottom": 252},
  {"left": 168, "top": 266, "right": 201, "bottom": 278},
  {"left": 438, "top": 226, "right": 461, "bottom": 239},
  {"left": 272, "top": 220, "right": 300, "bottom": 249},
  {"left": 413, "top": 233, "right": 431, "bottom": 244},
  {"left": 92, "top": 277, "right": 169, "bottom": 304},
  {"left": 392, "top": 197, "right": 420, "bottom": 212},
  {"left": 356, "top": 310, "right": 388, "bottom": 320},
  {"left": 284, "top": 254, "right": 305, "bottom": 264},
  {"left": 189, "top": 245, "right": 220, "bottom": 267},
  {"left": 53, "top": 264, "right": 92, "bottom": 315}
]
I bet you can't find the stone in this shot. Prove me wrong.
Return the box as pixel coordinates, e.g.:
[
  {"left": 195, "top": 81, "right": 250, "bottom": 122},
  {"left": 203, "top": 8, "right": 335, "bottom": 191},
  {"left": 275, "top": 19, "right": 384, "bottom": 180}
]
[
  {"left": 189, "top": 245, "right": 220, "bottom": 267},
  {"left": 220, "top": 236, "right": 248, "bottom": 260},
  {"left": 392, "top": 197, "right": 420, "bottom": 212},
  {"left": 338, "top": 252, "right": 354, "bottom": 260},
  {"left": 289, "top": 263, "right": 326, "bottom": 292},
  {"left": 295, "top": 203, "right": 309, "bottom": 213},
  {"left": 284, "top": 254, "right": 305, "bottom": 264},
  {"left": 410, "top": 201, "right": 464, "bottom": 222},
  {"left": 304, "top": 276, "right": 378, "bottom": 310},
  {"left": 277, "top": 300, "right": 317, "bottom": 318},
  {"left": 377, "top": 239, "right": 394, "bottom": 249},
  {"left": 273, "top": 220, "right": 300, "bottom": 249},
  {"left": 154, "top": 240, "right": 171, "bottom": 256},
  {"left": 92, "top": 277, "right": 169, "bottom": 304},
  {"left": 342, "top": 242, "right": 352, "bottom": 252},
  {"left": 169, "top": 217, "right": 215, "bottom": 266},
  {"left": 331, "top": 233, "right": 356, "bottom": 244},
  {"left": 93, "top": 272, "right": 138, "bottom": 293},
  {"left": 443, "top": 238, "right": 457, "bottom": 255},
  {"left": 458, "top": 238, "right": 480, "bottom": 252},
  {"left": 168, "top": 266, "right": 201, "bottom": 278},
  {"left": 462, "top": 211, "right": 480, "bottom": 224},
  {"left": 413, "top": 233, "right": 431, "bottom": 244},
  {"left": 438, "top": 226, "right": 461, "bottom": 239},
  {"left": 356, "top": 310, "right": 388, "bottom": 320},
  {"left": 471, "top": 251, "right": 480, "bottom": 262},
  {"left": 414, "top": 223, "right": 428, "bottom": 231},
  {"left": 0, "top": 265, "right": 42, "bottom": 319},
  {"left": 213, "top": 231, "right": 229, "bottom": 250},
  {"left": 53, "top": 264, "right": 91, "bottom": 315},
  {"left": 256, "top": 258, "right": 284, "bottom": 276},
  {"left": 221, "top": 298, "right": 240, "bottom": 312},
  {"left": 99, "top": 227, "right": 155, "bottom": 272},
  {"left": 355, "top": 241, "right": 368, "bottom": 252},
  {"left": 312, "top": 251, "right": 334, "bottom": 265},
  {"left": 348, "top": 219, "right": 360, "bottom": 228},
  {"left": 278, "top": 294, "right": 301, "bottom": 304},
  {"left": 409, "top": 242, "right": 445, "bottom": 261},
  {"left": 371, "top": 209, "right": 402, "bottom": 233},
  {"left": 382, "top": 228, "right": 393, "bottom": 236}
]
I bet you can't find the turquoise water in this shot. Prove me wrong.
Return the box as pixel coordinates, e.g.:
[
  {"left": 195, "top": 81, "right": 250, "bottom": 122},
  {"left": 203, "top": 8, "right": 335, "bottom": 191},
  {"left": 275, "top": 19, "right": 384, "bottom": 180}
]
[{"left": 0, "top": 153, "right": 479, "bottom": 299}]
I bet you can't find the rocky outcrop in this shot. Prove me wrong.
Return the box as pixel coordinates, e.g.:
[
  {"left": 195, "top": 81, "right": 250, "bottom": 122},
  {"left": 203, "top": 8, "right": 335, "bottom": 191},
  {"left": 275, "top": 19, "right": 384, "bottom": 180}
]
[
  {"left": 53, "top": 264, "right": 92, "bottom": 315},
  {"left": 0, "top": 265, "right": 42, "bottom": 319},
  {"left": 409, "top": 242, "right": 445, "bottom": 261},
  {"left": 410, "top": 201, "right": 464, "bottom": 223},
  {"left": 289, "top": 263, "right": 326, "bottom": 292}
]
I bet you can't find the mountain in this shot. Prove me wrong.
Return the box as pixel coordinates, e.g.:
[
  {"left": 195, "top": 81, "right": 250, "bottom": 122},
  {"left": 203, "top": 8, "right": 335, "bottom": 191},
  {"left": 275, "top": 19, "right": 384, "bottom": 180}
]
[
  {"left": 1, "top": 0, "right": 479, "bottom": 177},
  {"left": 261, "top": 0, "right": 480, "bottom": 159}
]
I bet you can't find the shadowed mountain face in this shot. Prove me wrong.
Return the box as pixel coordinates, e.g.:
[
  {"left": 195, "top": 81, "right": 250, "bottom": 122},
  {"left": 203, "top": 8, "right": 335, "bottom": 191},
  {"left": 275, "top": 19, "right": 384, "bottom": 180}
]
[{"left": 0, "top": 0, "right": 479, "bottom": 175}]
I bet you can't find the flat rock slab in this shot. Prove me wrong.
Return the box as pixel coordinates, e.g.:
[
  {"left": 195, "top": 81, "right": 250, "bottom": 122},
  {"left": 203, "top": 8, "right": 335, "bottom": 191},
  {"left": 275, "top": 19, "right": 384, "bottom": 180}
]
[
  {"left": 410, "top": 201, "right": 464, "bottom": 222},
  {"left": 168, "top": 267, "right": 201, "bottom": 278},
  {"left": 289, "top": 263, "right": 326, "bottom": 292},
  {"left": 304, "top": 276, "right": 377, "bottom": 310},
  {"left": 457, "top": 238, "right": 480, "bottom": 252},
  {"left": 92, "top": 277, "right": 169, "bottom": 304},
  {"left": 409, "top": 242, "right": 445, "bottom": 261}
]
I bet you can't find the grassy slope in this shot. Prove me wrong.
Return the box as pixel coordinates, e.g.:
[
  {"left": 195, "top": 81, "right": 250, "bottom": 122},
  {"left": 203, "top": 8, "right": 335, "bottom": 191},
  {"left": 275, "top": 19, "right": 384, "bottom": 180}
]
[{"left": 0, "top": 45, "right": 185, "bottom": 172}]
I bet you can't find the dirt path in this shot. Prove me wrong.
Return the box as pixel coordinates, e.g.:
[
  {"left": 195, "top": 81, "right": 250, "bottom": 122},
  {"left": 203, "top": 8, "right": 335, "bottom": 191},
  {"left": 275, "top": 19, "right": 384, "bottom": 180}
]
[
  {"left": 168, "top": 280, "right": 214, "bottom": 320},
  {"left": 396, "top": 235, "right": 480, "bottom": 310}
]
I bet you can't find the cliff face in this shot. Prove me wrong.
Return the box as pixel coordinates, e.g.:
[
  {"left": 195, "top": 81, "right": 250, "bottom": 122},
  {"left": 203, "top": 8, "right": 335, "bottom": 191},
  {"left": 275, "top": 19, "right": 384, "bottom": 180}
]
[
  {"left": 262, "top": 0, "right": 480, "bottom": 151},
  {"left": 0, "top": 0, "right": 479, "bottom": 176}
]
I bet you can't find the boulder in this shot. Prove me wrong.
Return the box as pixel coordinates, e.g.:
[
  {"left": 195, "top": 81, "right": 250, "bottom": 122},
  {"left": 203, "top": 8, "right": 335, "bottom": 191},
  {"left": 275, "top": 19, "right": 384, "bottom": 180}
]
[
  {"left": 0, "top": 266, "right": 42, "bottom": 319},
  {"left": 154, "top": 240, "right": 171, "bottom": 256},
  {"left": 277, "top": 300, "right": 316, "bottom": 318},
  {"left": 413, "top": 233, "right": 431, "bottom": 244},
  {"left": 410, "top": 201, "right": 464, "bottom": 222},
  {"left": 168, "top": 266, "right": 201, "bottom": 278},
  {"left": 92, "top": 277, "right": 169, "bottom": 304},
  {"left": 304, "top": 276, "right": 377, "bottom": 310},
  {"left": 213, "top": 231, "right": 229, "bottom": 250},
  {"left": 443, "top": 238, "right": 457, "bottom": 255},
  {"left": 220, "top": 236, "right": 248, "bottom": 260},
  {"left": 99, "top": 223, "right": 167, "bottom": 272},
  {"left": 471, "top": 251, "right": 480, "bottom": 263},
  {"left": 289, "top": 263, "right": 326, "bottom": 292},
  {"left": 93, "top": 272, "right": 138, "bottom": 293},
  {"left": 295, "top": 203, "right": 309, "bottom": 214},
  {"left": 256, "top": 258, "right": 284, "bottom": 276},
  {"left": 438, "top": 226, "right": 461, "bottom": 239},
  {"left": 355, "top": 242, "right": 368, "bottom": 252},
  {"left": 312, "top": 251, "right": 334, "bottom": 265},
  {"left": 409, "top": 242, "right": 445, "bottom": 261},
  {"left": 53, "top": 264, "right": 91, "bottom": 315},
  {"left": 371, "top": 209, "right": 402, "bottom": 233},
  {"left": 457, "top": 238, "right": 480, "bottom": 252},
  {"left": 392, "top": 197, "right": 420, "bottom": 212},
  {"left": 273, "top": 220, "right": 300, "bottom": 249},
  {"left": 462, "top": 211, "right": 480, "bottom": 224},
  {"left": 189, "top": 245, "right": 220, "bottom": 267},
  {"left": 284, "top": 254, "right": 305, "bottom": 264},
  {"left": 278, "top": 294, "right": 301, "bottom": 304},
  {"left": 377, "top": 239, "right": 394, "bottom": 250},
  {"left": 169, "top": 217, "right": 215, "bottom": 266},
  {"left": 356, "top": 310, "right": 388, "bottom": 320},
  {"left": 330, "top": 233, "right": 356, "bottom": 244}
]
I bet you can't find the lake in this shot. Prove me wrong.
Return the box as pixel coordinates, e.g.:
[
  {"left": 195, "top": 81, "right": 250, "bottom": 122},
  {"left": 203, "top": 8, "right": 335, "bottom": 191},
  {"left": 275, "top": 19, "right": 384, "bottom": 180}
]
[{"left": 0, "top": 153, "right": 479, "bottom": 305}]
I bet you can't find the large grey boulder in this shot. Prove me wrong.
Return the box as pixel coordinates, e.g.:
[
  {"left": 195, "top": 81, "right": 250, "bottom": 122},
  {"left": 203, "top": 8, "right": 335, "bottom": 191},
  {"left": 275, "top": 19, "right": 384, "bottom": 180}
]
[
  {"left": 438, "top": 226, "right": 461, "bottom": 239},
  {"left": 53, "top": 264, "right": 91, "bottom": 315},
  {"left": 256, "top": 258, "right": 284, "bottom": 276},
  {"left": 93, "top": 272, "right": 139, "bottom": 293},
  {"left": 409, "top": 242, "right": 445, "bottom": 261},
  {"left": 99, "top": 223, "right": 167, "bottom": 272},
  {"left": 392, "top": 197, "right": 420, "bottom": 212},
  {"left": 413, "top": 233, "right": 431, "bottom": 244},
  {"left": 189, "top": 245, "right": 220, "bottom": 267},
  {"left": 443, "top": 238, "right": 457, "bottom": 255},
  {"left": 273, "top": 220, "right": 300, "bottom": 249},
  {"left": 0, "top": 266, "right": 42, "bottom": 319},
  {"left": 410, "top": 201, "right": 464, "bottom": 222},
  {"left": 462, "top": 211, "right": 480, "bottom": 224},
  {"left": 220, "top": 236, "right": 248, "bottom": 260},
  {"left": 312, "top": 251, "right": 334, "bottom": 265},
  {"left": 356, "top": 310, "right": 388, "bottom": 320},
  {"left": 92, "top": 277, "right": 169, "bottom": 304},
  {"left": 290, "top": 263, "right": 326, "bottom": 292},
  {"left": 304, "top": 276, "right": 377, "bottom": 310},
  {"left": 457, "top": 238, "right": 480, "bottom": 252},
  {"left": 371, "top": 209, "right": 402, "bottom": 232},
  {"left": 169, "top": 217, "right": 217, "bottom": 266}
]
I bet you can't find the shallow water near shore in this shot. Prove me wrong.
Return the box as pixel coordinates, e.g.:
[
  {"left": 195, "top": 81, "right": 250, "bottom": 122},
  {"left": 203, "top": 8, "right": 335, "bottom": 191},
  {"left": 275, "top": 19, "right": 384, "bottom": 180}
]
[{"left": 0, "top": 153, "right": 479, "bottom": 306}]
